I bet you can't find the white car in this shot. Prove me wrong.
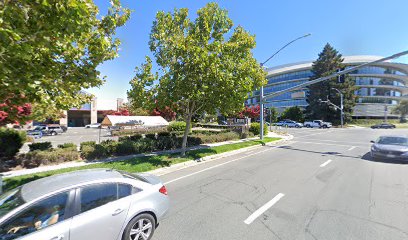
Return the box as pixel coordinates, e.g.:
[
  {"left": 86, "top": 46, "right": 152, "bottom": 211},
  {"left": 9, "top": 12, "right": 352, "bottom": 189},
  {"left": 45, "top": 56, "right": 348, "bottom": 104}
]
[
  {"left": 85, "top": 123, "right": 101, "bottom": 128},
  {"left": 0, "top": 169, "right": 169, "bottom": 240}
]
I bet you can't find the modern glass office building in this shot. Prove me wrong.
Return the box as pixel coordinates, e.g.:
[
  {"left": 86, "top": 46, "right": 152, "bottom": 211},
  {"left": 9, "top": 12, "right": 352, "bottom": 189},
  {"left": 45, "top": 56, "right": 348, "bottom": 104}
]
[{"left": 246, "top": 56, "right": 408, "bottom": 118}]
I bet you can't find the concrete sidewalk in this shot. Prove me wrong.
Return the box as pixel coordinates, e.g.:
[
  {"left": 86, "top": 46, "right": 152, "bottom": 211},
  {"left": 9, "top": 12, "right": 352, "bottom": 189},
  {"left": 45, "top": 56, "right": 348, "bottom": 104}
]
[{"left": 2, "top": 132, "right": 291, "bottom": 179}]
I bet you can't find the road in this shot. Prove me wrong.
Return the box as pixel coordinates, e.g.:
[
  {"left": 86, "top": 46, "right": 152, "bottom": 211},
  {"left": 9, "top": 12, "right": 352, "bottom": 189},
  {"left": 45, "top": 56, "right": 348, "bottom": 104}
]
[{"left": 154, "top": 128, "right": 408, "bottom": 240}]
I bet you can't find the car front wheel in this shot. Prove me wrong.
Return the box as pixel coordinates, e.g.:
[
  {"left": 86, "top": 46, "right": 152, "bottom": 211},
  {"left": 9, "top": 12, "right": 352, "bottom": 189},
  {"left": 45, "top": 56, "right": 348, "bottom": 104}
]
[
  {"left": 50, "top": 131, "right": 57, "bottom": 136},
  {"left": 123, "top": 213, "right": 156, "bottom": 240}
]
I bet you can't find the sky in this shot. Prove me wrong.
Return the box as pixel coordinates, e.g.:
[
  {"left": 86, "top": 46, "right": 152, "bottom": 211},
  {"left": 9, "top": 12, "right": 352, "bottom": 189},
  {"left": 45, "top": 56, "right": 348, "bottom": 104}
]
[{"left": 90, "top": 0, "right": 408, "bottom": 110}]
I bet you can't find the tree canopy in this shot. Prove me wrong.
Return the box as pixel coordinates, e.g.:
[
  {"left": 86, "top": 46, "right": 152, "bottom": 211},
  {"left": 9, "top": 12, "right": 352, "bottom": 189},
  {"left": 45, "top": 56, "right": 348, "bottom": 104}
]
[
  {"left": 280, "top": 106, "right": 304, "bottom": 122},
  {"left": 392, "top": 99, "right": 408, "bottom": 123},
  {"left": 305, "top": 43, "right": 356, "bottom": 124},
  {"left": 0, "top": 0, "right": 131, "bottom": 124},
  {"left": 128, "top": 2, "right": 266, "bottom": 154}
]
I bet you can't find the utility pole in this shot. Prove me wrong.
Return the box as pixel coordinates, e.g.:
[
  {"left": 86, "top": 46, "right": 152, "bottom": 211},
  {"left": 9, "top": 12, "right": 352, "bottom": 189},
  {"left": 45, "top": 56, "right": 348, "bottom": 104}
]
[
  {"left": 384, "top": 105, "right": 388, "bottom": 123},
  {"left": 259, "top": 33, "right": 311, "bottom": 139},
  {"left": 331, "top": 88, "right": 344, "bottom": 128}
]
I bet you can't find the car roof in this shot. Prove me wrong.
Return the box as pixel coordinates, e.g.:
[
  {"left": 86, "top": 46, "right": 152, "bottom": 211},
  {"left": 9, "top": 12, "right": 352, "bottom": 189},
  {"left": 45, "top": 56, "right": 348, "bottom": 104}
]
[
  {"left": 379, "top": 135, "right": 407, "bottom": 138},
  {"left": 20, "top": 169, "right": 124, "bottom": 202}
]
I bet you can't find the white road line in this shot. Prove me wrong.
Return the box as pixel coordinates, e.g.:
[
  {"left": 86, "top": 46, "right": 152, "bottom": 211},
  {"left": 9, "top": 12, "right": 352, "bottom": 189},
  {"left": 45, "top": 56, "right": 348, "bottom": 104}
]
[
  {"left": 348, "top": 146, "right": 356, "bottom": 151},
  {"left": 320, "top": 159, "right": 332, "bottom": 167},
  {"left": 164, "top": 143, "right": 294, "bottom": 185},
  {"left": 244, "top": 193, "right": 285, "bottom": 225},
  {"left": 298, "top": 130, "right": 334, "bottom": 138}
]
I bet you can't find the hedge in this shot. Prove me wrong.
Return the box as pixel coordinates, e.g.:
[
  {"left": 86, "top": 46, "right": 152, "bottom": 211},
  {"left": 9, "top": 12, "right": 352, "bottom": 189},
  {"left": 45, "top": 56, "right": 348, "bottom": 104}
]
[
  {"left": 57, "top": 143, "right": 77, "bottom": 150},
  {"left": 29, "top": 142, "right": 52, "bottom": 152},
  {"left": 80, "top": 141, "right": 96, "bottom": 151},
  {"left": 0, "top": 128, "right": 26, "bottom": 161},
  {"left": 18, "top": 149, "right": 80, "bottom": 168},
  {"left": 167, "top": 121, "right": 187, "bottom": 132}
]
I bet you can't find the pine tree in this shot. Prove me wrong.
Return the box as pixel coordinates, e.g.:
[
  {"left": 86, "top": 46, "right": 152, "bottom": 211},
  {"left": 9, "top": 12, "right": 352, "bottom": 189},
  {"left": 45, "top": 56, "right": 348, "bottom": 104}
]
[{"left": 306, "top": 43, "right": 356, "bottom": 125}]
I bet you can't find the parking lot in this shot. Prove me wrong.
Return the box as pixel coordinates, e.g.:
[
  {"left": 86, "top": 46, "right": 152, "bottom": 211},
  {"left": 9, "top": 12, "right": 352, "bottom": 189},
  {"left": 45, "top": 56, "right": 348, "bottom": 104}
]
[{"left": 21, "top": 127, "right": 117, "bottom": 152}]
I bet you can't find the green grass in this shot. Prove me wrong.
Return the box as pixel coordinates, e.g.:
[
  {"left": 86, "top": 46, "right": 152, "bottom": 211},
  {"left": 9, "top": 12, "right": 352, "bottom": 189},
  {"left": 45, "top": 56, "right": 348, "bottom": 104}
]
[{"left": 3, "top": 137, "right": 280, "bottom": 191}]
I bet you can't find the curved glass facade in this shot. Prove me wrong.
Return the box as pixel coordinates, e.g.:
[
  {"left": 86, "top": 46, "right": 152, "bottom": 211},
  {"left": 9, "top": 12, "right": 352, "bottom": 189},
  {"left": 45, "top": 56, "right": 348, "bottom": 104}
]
[{"left": 247, "top": 56, "right": 408, "bottom": 117}]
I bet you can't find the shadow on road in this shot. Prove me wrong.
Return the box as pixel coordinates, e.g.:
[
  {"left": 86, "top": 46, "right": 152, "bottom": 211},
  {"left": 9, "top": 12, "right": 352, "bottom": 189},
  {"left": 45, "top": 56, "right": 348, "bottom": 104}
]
[{"left": 360, "top": 152, "right": 408, "bottom": 164}]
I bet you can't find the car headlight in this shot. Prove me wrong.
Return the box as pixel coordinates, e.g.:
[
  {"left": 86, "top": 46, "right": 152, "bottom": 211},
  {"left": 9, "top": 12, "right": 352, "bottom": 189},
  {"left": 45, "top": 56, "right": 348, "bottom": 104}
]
[{"left": 371, "top": 145, "right": 379, "bottom": 151}]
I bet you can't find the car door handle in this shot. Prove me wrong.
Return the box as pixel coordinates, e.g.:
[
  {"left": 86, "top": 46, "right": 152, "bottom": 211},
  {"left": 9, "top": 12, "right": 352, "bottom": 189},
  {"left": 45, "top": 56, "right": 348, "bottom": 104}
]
[
  {"left": 112, "top": 208, "right": 124, "bottom": 216},
  {"left": 49, "top": 235, "right": 64, "bottom": 240}
]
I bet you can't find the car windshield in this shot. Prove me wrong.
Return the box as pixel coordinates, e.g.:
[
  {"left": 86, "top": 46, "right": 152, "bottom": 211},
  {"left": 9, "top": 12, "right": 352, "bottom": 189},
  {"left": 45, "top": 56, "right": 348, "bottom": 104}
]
[
  {"left": 32, "top": 126, "right": 44, "bottom": 131},
  {"left": 0, "top": 187, "right": 25, "bottom": 218},
  {"left": 377, "top": 137, "right": 408, "bottom": 146}
]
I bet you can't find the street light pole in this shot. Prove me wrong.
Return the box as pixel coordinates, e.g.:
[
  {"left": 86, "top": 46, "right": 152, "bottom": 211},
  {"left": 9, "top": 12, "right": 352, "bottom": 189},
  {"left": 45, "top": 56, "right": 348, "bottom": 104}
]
[
  {"left": 259, "top": 33, "right": 311, "bottom": 139},
  {"left": 331, "top": 88, "right": 344, "bottom": 128}
]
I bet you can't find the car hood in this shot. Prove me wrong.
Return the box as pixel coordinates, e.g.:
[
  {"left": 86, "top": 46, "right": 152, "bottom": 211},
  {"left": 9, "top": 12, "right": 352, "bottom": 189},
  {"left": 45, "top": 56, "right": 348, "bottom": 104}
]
[{"left": 373, "top": 144, "right": 408, "bottom": 152}]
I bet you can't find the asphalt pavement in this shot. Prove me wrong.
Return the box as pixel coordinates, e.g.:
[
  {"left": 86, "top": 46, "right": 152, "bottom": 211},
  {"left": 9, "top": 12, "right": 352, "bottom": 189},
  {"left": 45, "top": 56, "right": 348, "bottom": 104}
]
[
  {"left": 154, "top": 127, "right": 408, "bottom": 240},
  {"left": 21, "top": 128, "right": 117, "bottom": 152}
]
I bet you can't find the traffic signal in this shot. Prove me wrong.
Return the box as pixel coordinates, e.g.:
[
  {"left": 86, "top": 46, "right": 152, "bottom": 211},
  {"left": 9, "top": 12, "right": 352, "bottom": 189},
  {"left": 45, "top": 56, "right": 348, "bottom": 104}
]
[{"left": 337, "top": 67, "right": 346, "bottom": 83}]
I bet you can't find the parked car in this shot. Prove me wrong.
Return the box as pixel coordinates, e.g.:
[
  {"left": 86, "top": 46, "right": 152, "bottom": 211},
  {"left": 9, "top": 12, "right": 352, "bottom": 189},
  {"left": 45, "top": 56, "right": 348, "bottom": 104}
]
[
  {"left": 27, "top": 125, "right": 65, "bottom": 136},
  {"left": 85, "top": 123, "right": 101, "bottom": 129},
  {"left": 304, "top": 120, "right": 332, "bottom": 128},
  {"left": 0, "top": 169, "right": 169, "bottom": 240},
  {"left": 370, "top": 136, "right": 408, "bottom": 161},
  {"left": 371, "top": 123, "right": 396, "bottom": 129},
  {"left": 280, "top": 120, "right": 303, "bottom": 128}
]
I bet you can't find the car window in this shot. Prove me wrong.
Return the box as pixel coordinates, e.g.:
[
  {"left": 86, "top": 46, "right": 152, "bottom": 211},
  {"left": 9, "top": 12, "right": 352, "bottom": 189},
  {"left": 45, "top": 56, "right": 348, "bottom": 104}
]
[
  {"left": 80, "top": 183, "right": 117, "bottom": 213},
  {"left": 0, "top": 192, "right": 69, "bottom": 240},
  {"left": 118, "top": 184, "right": 133, "bottom": 199},
  {"left": 0, "top": 187, "right": 25, "bottom": 218},
  {"left": 377, "top": 137, "right": 408, "bottom": 146}
]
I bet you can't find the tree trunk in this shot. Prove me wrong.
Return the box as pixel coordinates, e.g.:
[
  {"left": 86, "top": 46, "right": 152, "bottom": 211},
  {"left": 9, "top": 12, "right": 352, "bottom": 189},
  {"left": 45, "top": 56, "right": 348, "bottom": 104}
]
[{"left": 181, "top": 113, "right": 192, "bottom": 156}]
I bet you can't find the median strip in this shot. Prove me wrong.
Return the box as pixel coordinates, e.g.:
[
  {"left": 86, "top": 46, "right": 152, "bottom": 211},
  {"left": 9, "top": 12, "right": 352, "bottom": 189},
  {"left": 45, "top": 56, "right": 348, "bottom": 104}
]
[{"left": 3, "top": 137, "right": 281, "bottom": 191}]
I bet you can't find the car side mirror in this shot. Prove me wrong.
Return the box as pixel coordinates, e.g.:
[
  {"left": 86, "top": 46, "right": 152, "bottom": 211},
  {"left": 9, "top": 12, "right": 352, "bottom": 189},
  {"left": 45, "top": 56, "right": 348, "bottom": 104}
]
[{"left": 370, "top": 140, "right": 375, "bottom": 143}]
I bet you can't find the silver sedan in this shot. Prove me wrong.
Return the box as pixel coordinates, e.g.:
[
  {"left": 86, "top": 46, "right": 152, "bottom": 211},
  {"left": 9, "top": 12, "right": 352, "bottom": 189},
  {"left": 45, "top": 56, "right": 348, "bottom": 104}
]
[{"left": 0, "top": 169, "right": 169, "bottom": 240}]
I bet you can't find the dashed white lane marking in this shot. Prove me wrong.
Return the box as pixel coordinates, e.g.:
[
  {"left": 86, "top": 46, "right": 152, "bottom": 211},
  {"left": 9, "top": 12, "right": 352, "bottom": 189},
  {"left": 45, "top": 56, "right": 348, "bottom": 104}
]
[
  {"left": 320, "top": 159, "right": 332, "bottom": 167},
  {"left": 164, "top": 142, "right": 295, "bottom": 185},
  {"left": 244, "top": 193, "right": 285, "bottom": 225},
  {"left": 348, "top": 146, "right": 356, "bottom": 151},
  {"left": 298, "top": 141, "right": 366, "bottom": 148}
]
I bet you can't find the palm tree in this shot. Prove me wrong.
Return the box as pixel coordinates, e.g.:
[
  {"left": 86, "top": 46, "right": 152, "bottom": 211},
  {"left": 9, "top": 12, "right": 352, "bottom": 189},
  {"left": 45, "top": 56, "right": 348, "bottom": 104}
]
[{"left": 392, "top": 100, "right": 408, "bottom": 123}]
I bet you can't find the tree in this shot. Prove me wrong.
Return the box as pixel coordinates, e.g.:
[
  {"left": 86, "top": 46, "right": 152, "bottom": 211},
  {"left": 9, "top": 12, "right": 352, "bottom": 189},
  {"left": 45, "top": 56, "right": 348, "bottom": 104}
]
[
  {"left": 266, "top": 107, "right": 278, "bottom": 123},
  {"left": 305, "top": 43, "right": 356, "bottom": 125},
  {"left": 151, "top": 107, "right": 176, "bottom": 121},
  {"left": 0, "top": 102, "right": 32, "bottom": 126},
  {"left": 392, "top": 100, "right": 408, "bottom": 123},
  {"left": 102, "top": 108, "right": 130, "bottom": 117},
  {"left": 237, "top": 105, "right": 261, "bottom": 119},
  {"left": 280, "top": 106, "right": 304, "bottom": 122},
  {"left": 127, "top": 3, "right": 266, "bottom": 155},
  {"left": 0, "top": 0, "right": 131, "bottom": 124}
]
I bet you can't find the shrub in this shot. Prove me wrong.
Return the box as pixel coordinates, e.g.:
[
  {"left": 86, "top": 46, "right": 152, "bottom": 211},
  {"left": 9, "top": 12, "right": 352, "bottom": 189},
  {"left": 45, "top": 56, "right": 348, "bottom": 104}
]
[
  {"left": 249, "top": 123, "right": 269, "bottom": 136},
  {"left": 145, "top": 133, "right": 156, "bottom": 140},
  {"left": 118, "top": 136, "right": 131, "bottom": 142},
  {"left": 156, "top": 135, "right": 176, "bottom": 150},
  {"left": 80, "top": 144, "right": 109, "bottom": 160},
  {"left": 116, "top": 141, "right": 138, "bottom": 156},
  {"left": 157, "top": 132, "right": 171, "bottom": 137},
  {"left": 130, "top": 134, "right": 143, "bottom": 141},
  {"left": 57, "top": 143, "right": 77, "bottom": 150},
  {"left": 168, "top": 121, "right": 187, "bottom": 132},
  {"left": 0, "top": 128, "right": 26, "bottom": 161},
  {"left": 29, "top": 142, "right": 52, "bottom": 152},
  {"left": 100, "top": 140, "right": 118, "bottom": 155},
  {"left": 18, "top": 148, "right": 80, "bottom": 168},
  {"left": 80, "top": 141, "right": 96, "bottom": 151}
]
